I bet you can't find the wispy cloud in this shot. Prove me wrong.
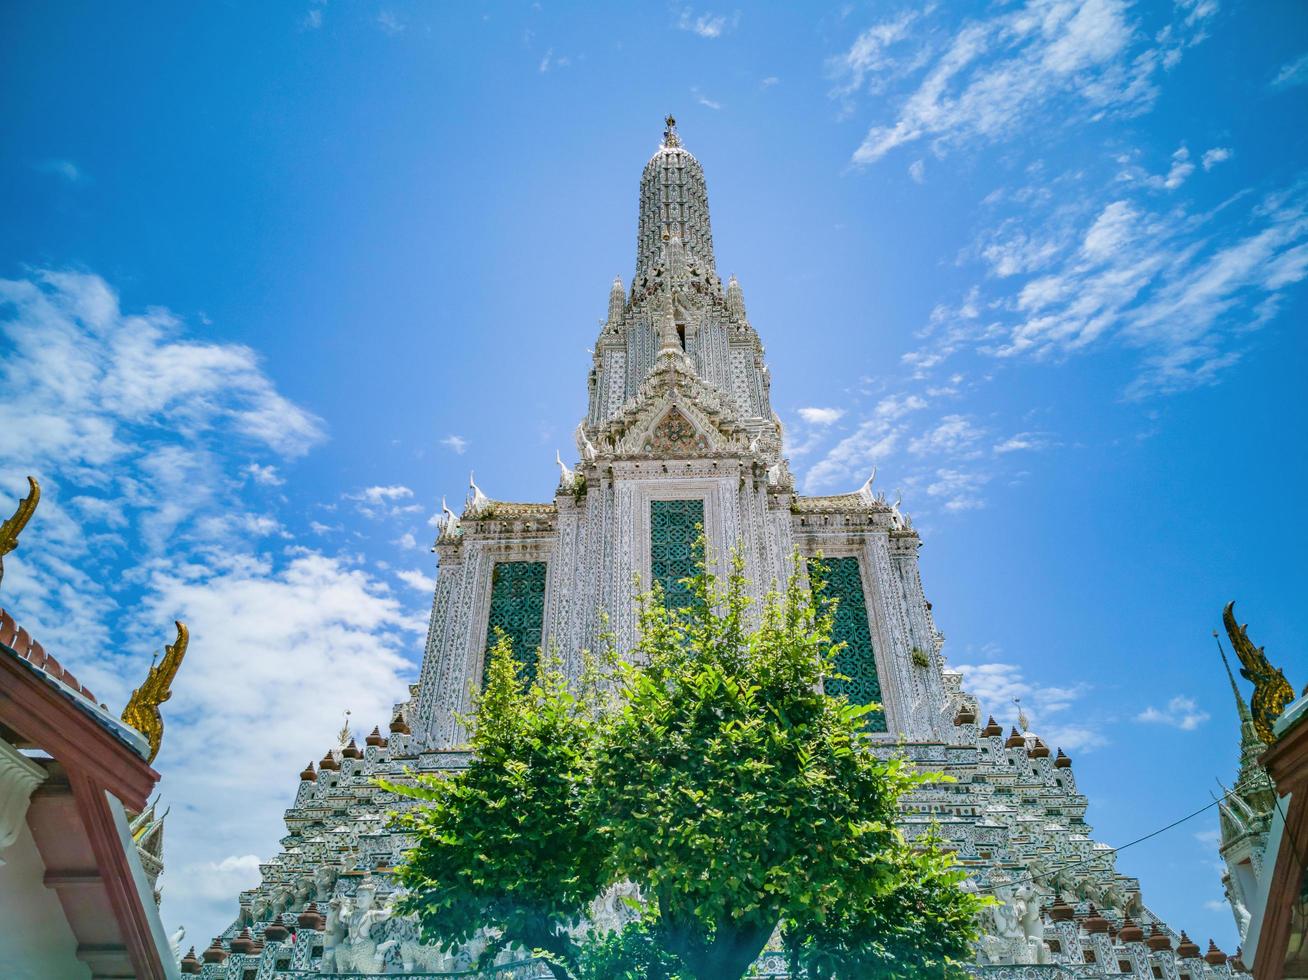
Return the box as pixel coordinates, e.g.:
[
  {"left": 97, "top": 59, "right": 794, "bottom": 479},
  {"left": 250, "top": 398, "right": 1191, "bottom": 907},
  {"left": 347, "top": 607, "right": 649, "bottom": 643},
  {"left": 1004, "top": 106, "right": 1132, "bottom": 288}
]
[
  {"left": 953, "top": 659, "right": 1104, "bottom": 752},
  {"left": 441, "top": 434, "right": 468, "bottom": 454},
  {"left": 900, "top": 157, "right": 1308, "bottom": 399},
  {"left": 347, "top": 484, "right": 422, "bottom": 519},
  {"left": 831, "top": 1, "right": 1216, "bottom": 166},
  {"left": 1271, "top": 51, "right": 1308, "bottom": 89},
  {"left": 376, "top": 9, "right": 404, "bottom": 35},
  {"left": 797, "top": 406, "right": 844, "bottom": 425},
  {"left": 1202, "top": 146, "right": 1232, "bottom": 171},
  {"left": 397, "top": 567, "right": 436, "bottom": 592},
  {"left": 34, "top": 159, "right": 83, "bottom": 183},
  {"left": 539, "top": 48, "right": 572, "bottom": 73},
  {"left": 677, "top": 8, "right": 737, "bottom": 39},
  {"left": 692, "top": 87, "right": 723, "bottom": 110},
  {"left": 243, "top": 462, "right": 284, "bottom": 486},
  {"left": 1137, "top": 694, "right": 1211, "bottom": 730}
]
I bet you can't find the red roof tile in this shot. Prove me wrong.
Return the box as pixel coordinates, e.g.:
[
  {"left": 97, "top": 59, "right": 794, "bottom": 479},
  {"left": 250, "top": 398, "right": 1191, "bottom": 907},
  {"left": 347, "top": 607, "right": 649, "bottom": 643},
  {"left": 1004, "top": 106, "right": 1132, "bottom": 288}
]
[{"left": 0, "top": 608, "right": 97, "bottom": 704}]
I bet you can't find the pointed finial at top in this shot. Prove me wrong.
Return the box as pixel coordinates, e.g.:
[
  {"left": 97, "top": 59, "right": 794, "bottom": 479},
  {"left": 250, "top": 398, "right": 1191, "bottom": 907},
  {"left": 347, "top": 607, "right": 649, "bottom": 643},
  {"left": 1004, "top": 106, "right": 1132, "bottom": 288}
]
[
  {"left": 467, "top": 471, "right": 490, "bottom": 516},
  {"left": 857, "top": 466, "right": 877, "bottom": 502},
  {"left": 663, "top": 114, "right": 680, "bottom": 148},
  {"left": 1214, "top": 629, "right": 1256, "bottom": 728},
  {"left": 1013, "top": 697, "right": 1030, "bottom": 733}
]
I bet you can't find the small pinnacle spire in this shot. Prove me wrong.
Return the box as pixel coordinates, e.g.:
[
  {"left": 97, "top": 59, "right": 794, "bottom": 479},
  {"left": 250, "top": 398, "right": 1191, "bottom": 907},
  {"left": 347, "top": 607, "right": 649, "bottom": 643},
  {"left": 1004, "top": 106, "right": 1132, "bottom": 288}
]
[
  {"left": 608, "top": 276, "right": 626, "bottom": 324},
  {"left": 1214, "top": 630, "right": 1255, "bottom": 727},
  {"left": 663, "top": 114, "right": 680, "bottom": 148},
  {"left": 726, "top": 274, "right": 746, "bottom": 319}
]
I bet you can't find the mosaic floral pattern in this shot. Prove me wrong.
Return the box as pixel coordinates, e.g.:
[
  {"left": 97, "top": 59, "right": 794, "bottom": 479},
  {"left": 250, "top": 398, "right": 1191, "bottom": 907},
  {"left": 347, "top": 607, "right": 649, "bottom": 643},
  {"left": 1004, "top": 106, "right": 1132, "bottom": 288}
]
[
  {"left": 811, "top": 556, "right": 887, "bottom": 731},
  {"left": 650, "top": 498, "right": 704, "bottom": 609},
  {"left": 483, "top": 560, "right": 547, "bottom": 685}
]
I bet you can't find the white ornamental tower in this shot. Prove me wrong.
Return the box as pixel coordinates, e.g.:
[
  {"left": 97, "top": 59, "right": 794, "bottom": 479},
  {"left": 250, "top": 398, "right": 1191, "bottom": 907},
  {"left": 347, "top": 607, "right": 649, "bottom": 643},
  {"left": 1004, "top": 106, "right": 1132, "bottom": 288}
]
[
  {"left": 207, "top": 120, "right": 1243, "bottom": 980},
  {"left": 410, "top": 113, "right": 951, "bottom": 750}
]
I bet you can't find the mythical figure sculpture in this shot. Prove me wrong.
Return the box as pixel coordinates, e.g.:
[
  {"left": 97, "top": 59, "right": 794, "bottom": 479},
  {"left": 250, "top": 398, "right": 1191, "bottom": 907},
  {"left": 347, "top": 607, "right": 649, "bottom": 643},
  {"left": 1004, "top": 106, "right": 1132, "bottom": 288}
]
[
  {"left": 1224, "top": 601, "right": 1296, "bottom": 744},
  {"left": 121, "top": 620, "right": 189, "bottom": 764},
  {"left": 0, "top": 475, "right": 39, "bottom": 589}
]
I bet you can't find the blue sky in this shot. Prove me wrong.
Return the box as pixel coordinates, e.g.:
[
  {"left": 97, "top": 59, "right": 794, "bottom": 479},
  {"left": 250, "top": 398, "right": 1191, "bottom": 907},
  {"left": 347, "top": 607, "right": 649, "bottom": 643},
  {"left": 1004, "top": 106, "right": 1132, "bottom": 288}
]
[{"left": 2, "top": 0, "right": 1306, "bottom": 955}]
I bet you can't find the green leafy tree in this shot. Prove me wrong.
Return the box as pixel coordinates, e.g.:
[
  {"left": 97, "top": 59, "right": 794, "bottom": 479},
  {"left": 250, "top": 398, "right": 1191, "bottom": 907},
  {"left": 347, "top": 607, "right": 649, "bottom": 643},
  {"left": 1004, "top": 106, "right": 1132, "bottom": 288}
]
[
  {"left": 590, "top": 547, "right": 985, "bottom": 979},
  {"left": 383, "top": 634, "right": 606, "bottom": 979},
  {"left": 390, "top": 547, "right": 985, "bottom": 980},
  {"left": 783, "top": 827, "right": 984, "bottom": 979}
]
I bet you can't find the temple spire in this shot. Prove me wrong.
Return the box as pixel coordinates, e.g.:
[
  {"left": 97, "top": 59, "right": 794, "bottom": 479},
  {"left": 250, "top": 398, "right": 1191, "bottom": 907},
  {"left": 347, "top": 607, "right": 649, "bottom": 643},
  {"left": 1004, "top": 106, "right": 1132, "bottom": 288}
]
[{"left": 635, "top": 114, "right": 716, "bottom": 282}]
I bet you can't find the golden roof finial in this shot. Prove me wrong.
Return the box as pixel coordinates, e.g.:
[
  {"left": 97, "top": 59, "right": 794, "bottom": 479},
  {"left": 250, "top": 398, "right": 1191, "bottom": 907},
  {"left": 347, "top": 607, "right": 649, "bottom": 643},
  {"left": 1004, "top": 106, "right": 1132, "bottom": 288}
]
[
  {"left": 663, "top": 114, "right": 681, "bottom": 148},
  {"left": 1223, "top": 601, "right": 1295, "bottom": 744},
  {"left": 122, "top": 621, "right": 189, "bottom": 764},
  {"left": 0, "top": 476, "right": 40, "bottom": 589}
]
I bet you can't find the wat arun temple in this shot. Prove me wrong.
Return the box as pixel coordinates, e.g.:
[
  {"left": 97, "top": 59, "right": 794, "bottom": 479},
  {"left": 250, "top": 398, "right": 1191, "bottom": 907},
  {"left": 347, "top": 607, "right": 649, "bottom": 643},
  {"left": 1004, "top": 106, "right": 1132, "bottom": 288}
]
[{"left": 184, "top": 120, "right": 1253, "bottom": 978}]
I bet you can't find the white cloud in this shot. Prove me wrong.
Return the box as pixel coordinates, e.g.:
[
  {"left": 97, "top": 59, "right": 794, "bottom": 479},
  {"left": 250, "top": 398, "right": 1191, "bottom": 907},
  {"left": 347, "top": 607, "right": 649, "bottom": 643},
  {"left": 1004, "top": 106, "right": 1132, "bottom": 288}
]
[
  {"left": 827, "top": 10, "right": 920, "bottom": 101},
  {"left": 797, "top": 407, "right": 845, "bottom": 425},
  {"left": 243, "top": 462, "right": 284, "bottom": 486},
  {"left": 837, "top": 0, "right": 1215, "bottom": 166},
  {"left": 397, "top": 568, "right": 436, "bottom": 592},
  {"left": 347, "top": 484, "right": 422, "bottom": 520},
  {"left": 760, "top": 76, "right": 780, "bottom": 89},
  {"left": 906, "top": 172, "right": 1308, "bottom": 399},
  {"left": 677, "top": 8, "right": 736, "bottom": 39},
  {"left": 908, "top": 414, "right": 985, "bottom": 457},
  {"left": 993, "top": 432, "right": 1055, "bottom": 454},
  {"left": 139, "top": 549, "right": 421, "bottom": 942},
  {"left": 1272, "top": 52, "right": 1308, "bottom": 89},
  {"left": 538, "top": 49, "right": 572, "bottom": 73},
  {"left": 801, "top": 393, "right": 927, "bottom": 491},
  {"left": 301, "top": 7, "right": 323, "bottom": 30},
  {"left": 692, "top": 87, "right": 723, "bottom": 110},
  {"left": 0, "top": 268, "right": 429, "bottom": 946},
  {"left": 908, "top": 159, "right": 926, "bottom": 184},
  {"left": 35, "top": 159, "right": 83, "bottom": 183},
  {"left": 953, "top": 660, "right": 1104, "bottom": 752},
  {"left": 1137, "top": 694, "right": 1210, "bottom": 730},
  {"left": 376, "top": 9, "right": 404, "bottom": 34},
  {"left": 393, "top": 531, "right": 419, "bottom": 550},
  {"left": 1147, "top": 146, "right": 1195, "bottom": 190},
  {"left": 1202, "top": 146, "right": 1232, "bottom": 171},
  {"left": 925, "top": 466, "right": 990, "bottom": 511},
  {"left": 441, "top": 434, "right": 468, "bottom": 454}
]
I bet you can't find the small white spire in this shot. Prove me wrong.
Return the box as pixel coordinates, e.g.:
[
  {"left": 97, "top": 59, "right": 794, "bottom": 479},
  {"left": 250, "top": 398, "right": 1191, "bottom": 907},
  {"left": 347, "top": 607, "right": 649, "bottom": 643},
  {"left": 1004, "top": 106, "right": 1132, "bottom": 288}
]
[
  {"left": 466, "top": 471, "right": 490, "bottom": 516},
  {"left": 857, "top": 466, "right": 877, "bottom": 502},
  {"left": 608, "top": 276, "right": 625, "bottom": 324},
  {"left": 556, "top": 450, "right": 575, "bottom": 488}
]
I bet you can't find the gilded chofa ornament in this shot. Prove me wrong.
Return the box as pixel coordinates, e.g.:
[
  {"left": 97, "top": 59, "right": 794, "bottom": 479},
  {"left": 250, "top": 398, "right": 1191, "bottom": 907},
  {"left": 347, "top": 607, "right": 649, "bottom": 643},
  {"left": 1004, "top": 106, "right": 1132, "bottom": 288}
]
[
  {"left": 1224, "top": 601, "right": 1295, "bottom": 744},
  {"left": 122, "top": 621, "right": 189, "bottom": 764},
  {"left": 0, "top": 476, "right": 40, "bottom": 589}
]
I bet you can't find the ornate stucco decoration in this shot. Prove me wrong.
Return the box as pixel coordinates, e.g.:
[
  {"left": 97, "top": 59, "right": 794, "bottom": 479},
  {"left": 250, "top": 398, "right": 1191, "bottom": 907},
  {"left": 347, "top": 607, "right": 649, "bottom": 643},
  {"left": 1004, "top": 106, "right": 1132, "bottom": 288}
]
[
  {"left": 121, "top": 620, "right": 189, "bottom": 765},
  {"left": 1224, "top": 601, "right": 1296, "bottom": 745},
  {"left": 0, "top": 475, "right": 39, "bottom": 589},
  {"left": 0, "top": 738, "right": 46, "bottom": 864}
]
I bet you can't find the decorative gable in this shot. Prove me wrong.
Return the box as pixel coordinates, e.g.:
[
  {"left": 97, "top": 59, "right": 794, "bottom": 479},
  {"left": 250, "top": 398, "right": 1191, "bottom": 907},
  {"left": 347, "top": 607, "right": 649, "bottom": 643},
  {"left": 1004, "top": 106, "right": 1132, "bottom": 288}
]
[{"left": 647, "top": 407, "right": 708, "bottom": 455}]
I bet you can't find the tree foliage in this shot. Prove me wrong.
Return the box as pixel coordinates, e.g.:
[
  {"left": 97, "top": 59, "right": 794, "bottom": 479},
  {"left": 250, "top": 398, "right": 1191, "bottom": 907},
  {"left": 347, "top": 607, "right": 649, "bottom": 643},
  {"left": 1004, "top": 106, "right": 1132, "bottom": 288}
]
[
  {"left": 389, "top": 545, "right": 986, "bottom": 979},
  {"left": 383, "top": 635, "right": 606, "bottom": 978}
]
